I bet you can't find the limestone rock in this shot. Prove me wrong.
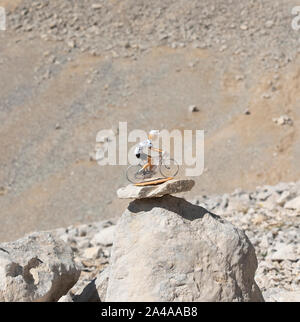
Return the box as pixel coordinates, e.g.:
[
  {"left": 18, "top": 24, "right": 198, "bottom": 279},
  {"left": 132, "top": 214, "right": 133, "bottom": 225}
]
[
  {"left": 268, "top": 243, "right": 300, "bottom": 262},
  {"left": 276, "top": 190, "right": 291, "bottom": 206},
  {"left": 272, "top": 115, "right": 293, "bottom": 126},
  {"left": 188, "top": 105, "right": 199, "bottom": 112},
  {"left": 91, "top": 225, "right": 116, "bottom": 246},
  {"left": 64, "top": 267, "right": 109, "bottom": 302},
  {"left": 72, "top": 278, "right": 101, "bottom": 302},
  {"left": 58, "top": 293, "right": 74, "bottom": 302},
  {"left": 105, "top": 195, "right": 264, "bottom": 302},
  {"left": 83, "top": 246, "right": 103, "bottom": 259},
  {"left": 117, "top": 179, "right": 195, "bottom": 199},
  {"left": 263, "top": 288, "right": 300, "bottom": 302},
  {"left": 0, "top": 232, "right": 80, "bottom": 302},
  {"left": 95, "top": 267, "right": 110, "bottom": 301},
  {"left": 284, "top": 195, "right": 300, "bottom": 211}
]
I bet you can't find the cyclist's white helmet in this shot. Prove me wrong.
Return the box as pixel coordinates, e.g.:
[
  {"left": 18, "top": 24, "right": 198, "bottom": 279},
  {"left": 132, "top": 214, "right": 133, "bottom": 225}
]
[{"left": 149, "top": 130, "right": 160, "bottom": 140}]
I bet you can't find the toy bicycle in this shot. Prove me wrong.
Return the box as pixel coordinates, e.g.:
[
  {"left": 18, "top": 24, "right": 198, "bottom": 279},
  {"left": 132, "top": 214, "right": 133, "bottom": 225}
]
[{"left": 126, "top": 152, "right": 179, "bottom": 184}]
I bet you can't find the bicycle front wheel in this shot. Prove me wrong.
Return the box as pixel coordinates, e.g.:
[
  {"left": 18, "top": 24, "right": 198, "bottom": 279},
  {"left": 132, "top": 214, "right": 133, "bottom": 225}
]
[
  {"left": 126, "top": 164, "right": 145, "bottom": 184},
  {"left": 159, "top": 158, "right": 179, "bottom": 178}
]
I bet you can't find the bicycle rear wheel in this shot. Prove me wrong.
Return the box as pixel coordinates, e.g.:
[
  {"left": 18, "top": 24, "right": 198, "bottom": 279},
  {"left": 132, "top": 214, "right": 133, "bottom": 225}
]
[
  {"left": 159, "top": 158, "right": 179, "bottom": 178},
  {"left": 126, "top": 164, "right": 145, "bottom": 184}
]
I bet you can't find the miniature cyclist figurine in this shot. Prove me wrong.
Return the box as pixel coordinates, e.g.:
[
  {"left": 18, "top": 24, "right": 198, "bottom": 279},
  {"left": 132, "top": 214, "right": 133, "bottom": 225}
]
[
  {"left": 134, "top": 130, "right": 163, "bottom": 172},
  {"left": 126, "top": 130, "right": 178, "bottom": 183}
]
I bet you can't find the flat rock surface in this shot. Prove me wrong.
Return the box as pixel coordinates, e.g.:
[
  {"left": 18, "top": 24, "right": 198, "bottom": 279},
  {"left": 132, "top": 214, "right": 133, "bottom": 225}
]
[{"left": 117, "top": 179, "right": 195, "bottom": 199}]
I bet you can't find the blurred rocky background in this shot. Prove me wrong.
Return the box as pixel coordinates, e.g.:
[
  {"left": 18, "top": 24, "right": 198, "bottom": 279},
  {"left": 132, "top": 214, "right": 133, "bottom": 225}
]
[
  {"left": 0, "top": 0, "right": 300, "bottom": 241},
  {"left": 0, "top": 0, "right": 299, "bottom": 302}
]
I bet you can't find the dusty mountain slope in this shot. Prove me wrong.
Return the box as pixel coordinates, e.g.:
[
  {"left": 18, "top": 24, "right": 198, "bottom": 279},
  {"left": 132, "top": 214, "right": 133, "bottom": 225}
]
[{"left": 0, "top": 0, "right": 299, "bottom": 241}]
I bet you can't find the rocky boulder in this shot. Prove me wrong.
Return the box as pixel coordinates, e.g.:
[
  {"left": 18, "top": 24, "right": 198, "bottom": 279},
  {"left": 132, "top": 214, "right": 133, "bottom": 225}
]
[
  {"left": 105, "top": 195, "right": 264, "bottom": 302},
  {"left": 117, "top": 179, "right": 195, "bottom": 199},
  {"left": 0, "top": 232, "right": 80, "bottom": 302}
]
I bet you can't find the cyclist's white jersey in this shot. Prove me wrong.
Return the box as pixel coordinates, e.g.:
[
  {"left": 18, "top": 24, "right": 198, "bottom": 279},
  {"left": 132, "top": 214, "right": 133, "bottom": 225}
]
[{"left": 134, "top": 139, "right": 153, "bottom": 155}]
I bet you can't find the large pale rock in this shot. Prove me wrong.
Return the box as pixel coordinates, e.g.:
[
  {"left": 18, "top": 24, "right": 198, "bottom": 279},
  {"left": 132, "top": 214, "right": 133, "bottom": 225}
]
[
  {"left": 117, "top": 179, "right": 195, "bottom": 199},
  {"left": 0, "top": 232, "right": 80, "bottom": 302},
  {"left": 284, "top": 195, "right": 300, "bottom": 211},
  {"left": 105, "top": 195, "right": 264, "bottom": 302}
]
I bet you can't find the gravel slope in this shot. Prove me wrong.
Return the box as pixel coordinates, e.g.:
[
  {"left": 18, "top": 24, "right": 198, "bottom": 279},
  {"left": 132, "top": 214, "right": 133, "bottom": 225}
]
[{"left": 0, "top": 0, "right": 299, "bottom": 241}]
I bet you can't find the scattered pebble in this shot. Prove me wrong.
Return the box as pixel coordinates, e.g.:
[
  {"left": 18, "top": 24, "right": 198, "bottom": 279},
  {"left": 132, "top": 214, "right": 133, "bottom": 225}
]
[
  {"left": 188, "top": 105, "right": 200, "bottom": 112},
  {"left": 272, "top": 115, "right": 293, "bottom": 126},
  {"left": 262, "top": 93, "right": 271, "bottom": 99}
]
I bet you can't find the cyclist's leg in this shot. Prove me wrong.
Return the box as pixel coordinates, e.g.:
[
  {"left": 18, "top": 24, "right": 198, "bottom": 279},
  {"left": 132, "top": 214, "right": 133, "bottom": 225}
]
[
  {"left": 141, "top": 163, "right": 149, "bottom": 171},
  {"left": 141, "top": 156, "right": 152, "bottom": 171},
  {"left": 140, "top": 153, "right": 150, "bottom": 171},
  {"left": 147, "top": 155, "right": 152, "bottom": 170}
]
